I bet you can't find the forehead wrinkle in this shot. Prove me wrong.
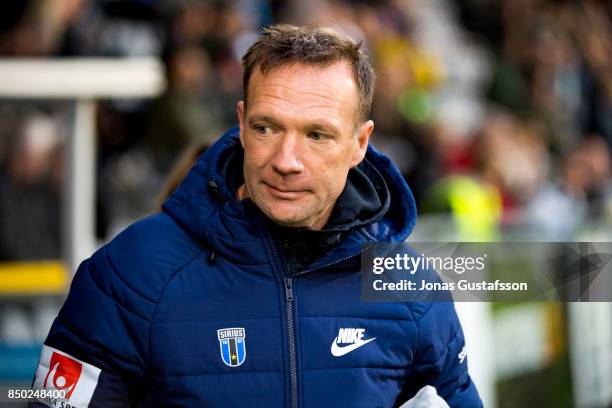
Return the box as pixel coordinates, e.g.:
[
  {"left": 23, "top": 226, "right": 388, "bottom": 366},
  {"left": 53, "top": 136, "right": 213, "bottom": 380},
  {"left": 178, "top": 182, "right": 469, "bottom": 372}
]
[
  {"left": 251, "top": 82, "right": 349, "bottom": 109},
  {"left": 252, "top": 92, "right": 346, "bottom": 115},
  {"left": 252, "top": 80, "right": 353, "bottom": 114}
]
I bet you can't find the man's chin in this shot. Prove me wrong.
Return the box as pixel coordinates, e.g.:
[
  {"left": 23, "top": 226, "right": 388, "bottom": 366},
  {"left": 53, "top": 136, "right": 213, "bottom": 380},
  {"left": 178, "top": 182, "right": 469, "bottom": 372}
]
[
  {"left": 266, "top": 213, "right": 309, "bottom": 229},
  {"left": 261, "top": 206, "right": 311, "bottom": 229},
  {"left": 253, "top": 196, "right": 322, "bottom": 229}
]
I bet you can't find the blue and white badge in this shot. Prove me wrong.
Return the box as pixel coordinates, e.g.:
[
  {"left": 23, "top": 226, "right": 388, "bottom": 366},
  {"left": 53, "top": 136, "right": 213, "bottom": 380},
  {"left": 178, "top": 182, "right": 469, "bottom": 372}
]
[{"left": 217, "top": 327, "right": 246, "bottom": 367}]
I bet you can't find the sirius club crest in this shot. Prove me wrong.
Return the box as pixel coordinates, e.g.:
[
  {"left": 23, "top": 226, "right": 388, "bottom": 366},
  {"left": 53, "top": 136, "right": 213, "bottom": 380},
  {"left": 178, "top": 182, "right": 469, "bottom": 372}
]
[{"left": 217, "top": 328, "right": 246, "bottom": 367}]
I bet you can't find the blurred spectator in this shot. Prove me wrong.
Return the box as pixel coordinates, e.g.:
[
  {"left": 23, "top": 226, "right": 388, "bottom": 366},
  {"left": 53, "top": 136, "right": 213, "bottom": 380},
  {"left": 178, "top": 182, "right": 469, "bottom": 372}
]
[
  {"left": 0, "top": 0, "right": 89, "bottom": 56},
  {"left": 524, "top": 136, "right": 611, "bottom": 239},
  {"left": 0, "top": 113, "right": 63, "bottom": 260},
  {"left": 148, "top": 43, "right": 223, "bottom": 173},
  {"left": 474, "top": 111, "right": 548, "bottom": 214}
]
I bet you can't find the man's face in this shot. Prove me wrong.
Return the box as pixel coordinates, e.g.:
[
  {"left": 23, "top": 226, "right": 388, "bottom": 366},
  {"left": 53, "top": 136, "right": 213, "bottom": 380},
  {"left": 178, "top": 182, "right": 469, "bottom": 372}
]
[{"left": 237, "top": 61, "right": 373, "bottom": 230}]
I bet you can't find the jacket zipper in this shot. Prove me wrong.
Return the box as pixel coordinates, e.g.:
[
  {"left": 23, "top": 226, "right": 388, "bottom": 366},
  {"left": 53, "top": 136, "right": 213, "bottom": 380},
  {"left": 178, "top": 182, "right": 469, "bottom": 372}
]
[
  {"left": 284, "top": 277, "right": 298, "bottom": 408},
  {"left": 277, "top": 243, "right": 375, "bottom": 408},
  {"left": 268, "top": 236, "right": 299, "bottom": 408},
  {"left": 283, "top": 248, "right": 368, "bottom": 408}
]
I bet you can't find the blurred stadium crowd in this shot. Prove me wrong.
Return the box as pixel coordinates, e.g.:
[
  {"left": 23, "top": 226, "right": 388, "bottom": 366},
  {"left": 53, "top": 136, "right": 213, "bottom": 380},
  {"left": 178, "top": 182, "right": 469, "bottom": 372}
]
[{"left": 1, "top": 0, "right": 612, "bottom": 260}]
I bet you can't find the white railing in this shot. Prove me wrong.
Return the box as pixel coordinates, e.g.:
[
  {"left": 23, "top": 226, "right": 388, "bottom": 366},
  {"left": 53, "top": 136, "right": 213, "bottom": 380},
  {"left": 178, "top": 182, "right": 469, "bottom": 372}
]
[{"left": 0, "top": 58, "right": 166, "bottom": 272}]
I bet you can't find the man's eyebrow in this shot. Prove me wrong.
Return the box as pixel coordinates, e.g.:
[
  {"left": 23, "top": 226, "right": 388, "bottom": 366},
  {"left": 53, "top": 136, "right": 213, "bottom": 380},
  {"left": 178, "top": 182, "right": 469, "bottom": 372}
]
[
  {"left": 247, "top": 114, "right": 281, "bottom": 127},
  {"left": 303, "top": 120, "right": 341, "bottom": 135}
]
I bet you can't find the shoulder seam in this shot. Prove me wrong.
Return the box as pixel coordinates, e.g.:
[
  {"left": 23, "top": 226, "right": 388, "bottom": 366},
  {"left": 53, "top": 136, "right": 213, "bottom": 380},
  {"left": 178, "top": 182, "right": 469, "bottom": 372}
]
[
  {"left": 404, "top": 303, "right": 419, "bottom": 378},
  {"left": 146, "top": 249, "right": 204, "bottom": 370},
  {"left": 102, "top": 246, "right": 157, "bottom": 304},
  {"left": 86, "top": 266, "right": 151, "bottom": 323},
  {"left": 412, "top": 301, "right": 436, "bottom": 324},
  {"left": 409, "top": 302, "right": 460, "bottom": 374},
  {"left": 405, "top": 300, "right": 437, "bottom": 379}
]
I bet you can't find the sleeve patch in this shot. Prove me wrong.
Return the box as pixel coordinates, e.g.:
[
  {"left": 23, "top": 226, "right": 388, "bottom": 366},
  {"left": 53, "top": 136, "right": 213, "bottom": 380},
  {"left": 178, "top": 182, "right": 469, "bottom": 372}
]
[{"left": 33, "top": 345, "right": 101, "bottom": 407}]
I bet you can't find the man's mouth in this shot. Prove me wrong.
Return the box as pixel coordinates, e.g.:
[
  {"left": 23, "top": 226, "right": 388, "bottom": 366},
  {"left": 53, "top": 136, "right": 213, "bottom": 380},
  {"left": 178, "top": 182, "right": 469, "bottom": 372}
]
[{"left": 263, "top": 182, "right": 306, "bottom": 199}]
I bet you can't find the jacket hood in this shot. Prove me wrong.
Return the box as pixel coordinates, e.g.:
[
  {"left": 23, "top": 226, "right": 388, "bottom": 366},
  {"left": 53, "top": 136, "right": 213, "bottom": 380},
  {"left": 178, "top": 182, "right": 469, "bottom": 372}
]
[{"left": 162, "top": 127, "right": 417, "bottom": 269}]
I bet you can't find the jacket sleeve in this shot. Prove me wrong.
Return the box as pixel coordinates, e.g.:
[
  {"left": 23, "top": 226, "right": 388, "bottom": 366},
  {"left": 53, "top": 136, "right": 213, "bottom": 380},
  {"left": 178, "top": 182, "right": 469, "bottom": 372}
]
[
  {"left": 29, "top": 245, "right": 154, "bottom": 408},
  {"left": 408, "top": 302, "right": 483, "bottom": 408}
]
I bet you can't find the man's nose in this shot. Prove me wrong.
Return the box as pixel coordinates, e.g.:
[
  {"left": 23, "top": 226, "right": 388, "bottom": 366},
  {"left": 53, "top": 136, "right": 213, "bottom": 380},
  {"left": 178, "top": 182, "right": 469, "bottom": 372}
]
[{"left": 270, "top": 132, "right": 304, "bottom": 175}]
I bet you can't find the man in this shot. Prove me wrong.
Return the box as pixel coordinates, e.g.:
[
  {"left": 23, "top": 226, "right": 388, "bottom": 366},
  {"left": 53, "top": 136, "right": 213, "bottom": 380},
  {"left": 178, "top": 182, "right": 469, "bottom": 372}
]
[{"left": 31, "top": 25, "right": 482, "bottom": 407}]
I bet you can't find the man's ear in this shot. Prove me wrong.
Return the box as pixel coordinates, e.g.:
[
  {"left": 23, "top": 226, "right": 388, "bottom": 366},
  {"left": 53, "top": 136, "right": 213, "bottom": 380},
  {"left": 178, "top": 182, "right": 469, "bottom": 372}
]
[
  {"left": 237, "top": 101, "right": 245, "bottom": 147},
  {"left": 351, "top": 120, "right": 374, "bottom": 167}
]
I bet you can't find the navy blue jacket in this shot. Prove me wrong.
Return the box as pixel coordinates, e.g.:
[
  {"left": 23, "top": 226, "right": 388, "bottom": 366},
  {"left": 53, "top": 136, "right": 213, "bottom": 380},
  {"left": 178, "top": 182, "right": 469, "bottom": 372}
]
[{"left": 32, "top": 128, "right": 482, "bottom": 407}]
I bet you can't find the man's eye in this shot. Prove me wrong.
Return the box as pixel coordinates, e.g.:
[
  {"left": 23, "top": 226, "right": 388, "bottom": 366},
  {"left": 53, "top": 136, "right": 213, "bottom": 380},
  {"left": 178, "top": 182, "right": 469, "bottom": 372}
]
[
  {"left": 309, "top": 132, "right": 325, "bottom": 141},
  {"left": 254, "top": 125, "right": 271, "bottom": 135}
]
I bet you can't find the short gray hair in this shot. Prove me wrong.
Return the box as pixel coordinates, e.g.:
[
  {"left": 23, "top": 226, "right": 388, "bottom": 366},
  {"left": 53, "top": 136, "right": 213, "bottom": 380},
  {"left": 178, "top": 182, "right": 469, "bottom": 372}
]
[{"left": 241, "top": 24, "right": 375, "bottom": 123}]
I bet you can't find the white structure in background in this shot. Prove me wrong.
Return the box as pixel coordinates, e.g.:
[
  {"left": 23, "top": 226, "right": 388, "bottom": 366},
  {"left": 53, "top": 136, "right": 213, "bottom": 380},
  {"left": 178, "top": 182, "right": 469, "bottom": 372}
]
[
  {"left": 569, "top": 303, "right": 612, "bottom": 407},
  {"left": 0, "top": 58, "right": 165, "bottom": 272},
  {"left": 455, "top": 302, "right": 495, "bottom": 408}
]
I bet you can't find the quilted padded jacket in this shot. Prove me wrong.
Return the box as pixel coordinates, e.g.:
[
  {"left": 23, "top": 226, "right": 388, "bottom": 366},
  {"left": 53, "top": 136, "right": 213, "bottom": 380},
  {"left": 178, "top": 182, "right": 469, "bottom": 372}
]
[{"left": 31, "top": 127, "right": 482, "bottom": 407}]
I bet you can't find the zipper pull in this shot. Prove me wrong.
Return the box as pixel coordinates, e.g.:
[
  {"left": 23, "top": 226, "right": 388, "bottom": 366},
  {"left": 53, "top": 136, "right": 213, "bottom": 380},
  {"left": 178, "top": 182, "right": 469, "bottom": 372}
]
[{"left": 285, "top": 277, "right": 294, "bottom": 302}]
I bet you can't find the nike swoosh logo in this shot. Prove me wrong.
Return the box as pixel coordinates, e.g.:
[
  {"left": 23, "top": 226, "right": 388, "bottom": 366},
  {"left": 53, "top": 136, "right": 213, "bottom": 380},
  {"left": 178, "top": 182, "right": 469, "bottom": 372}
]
[{"left": 330, "top": 337, "right": 376, "bottom": 357}]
